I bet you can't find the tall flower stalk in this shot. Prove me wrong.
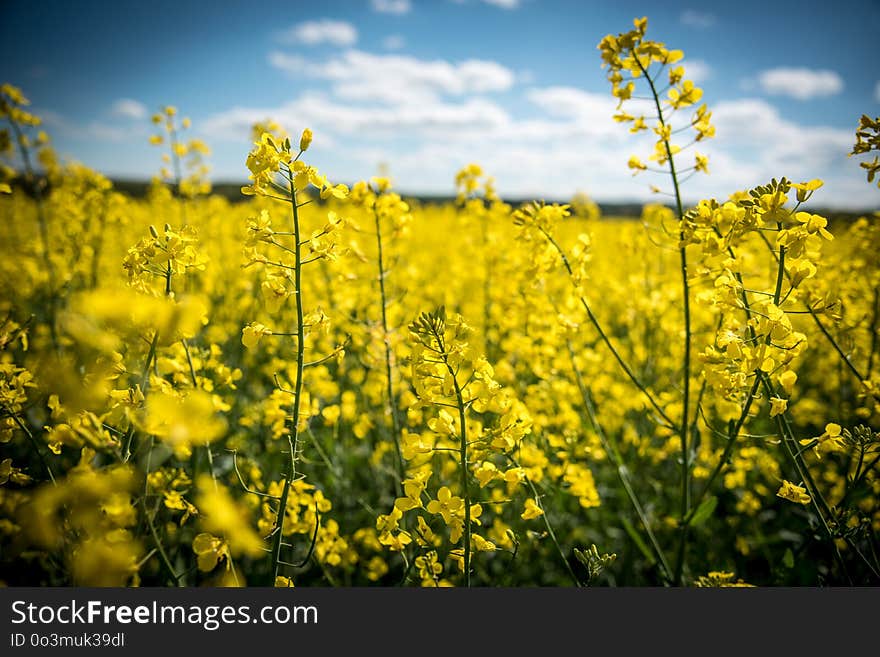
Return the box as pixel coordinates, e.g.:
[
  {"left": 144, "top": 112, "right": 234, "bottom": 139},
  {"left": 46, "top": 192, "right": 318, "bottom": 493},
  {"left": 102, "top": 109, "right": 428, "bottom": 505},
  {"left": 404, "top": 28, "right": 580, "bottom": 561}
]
[
  {"left": 240, "top": 128, "right": 348, "bottom": 584},
  {"left": 1, "top": 84, "right": 58, "bottom": 348},
  {"left": 348, "top": 177, "right": 412, "bottom": 487},
  {"left": 599, "top": 17, "right": 714, "bottom": 582}
]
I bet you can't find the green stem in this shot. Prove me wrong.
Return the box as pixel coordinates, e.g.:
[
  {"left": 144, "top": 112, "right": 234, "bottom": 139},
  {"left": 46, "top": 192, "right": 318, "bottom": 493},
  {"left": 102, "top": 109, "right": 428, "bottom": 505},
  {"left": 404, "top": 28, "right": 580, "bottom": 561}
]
[
  {"left": 566, "top": 341, "right": 672, "bottom": 583},
  {"left": 8, "top": 408, "right": 55, "bottom": 484},
  {"left": 685, "top": 376, "right": 761, "bottom": 525},
  {"left": 8, "top": 117, "right": 58, "bottom": 349},
  {"left": 506, "top": 453, "right": 581, "bottom": 586},
  {"left": 759, "top": 371, "right": 852, "bottom": 582},
  {"left": 141, "top": 498, "right": 182, "bottom": 586},
  {"left": 182, "top": 338, "right": 217, "bottom": 489},
  {"left": 431, "top": 325, "right": 472, "bottom": 586},
  {"left": 634, "top": 58, "right": 692, "bottom": 585},
  {"left": 372, "top": 204, "right": 404, "bottom": 489},
  {"left": 271, "top": 168, "right": 306, "bottom": 585},
  {"left": 727, "top": 236, "right": 857, "bottom": 580},
  {"left": 452, "top": 375, "right": 471, "bottom": 586},
  {"left": 757, "top": 232, "right": 877, "bottom": 398},
  {"left": 540, "top": 228, "right": 674, "bottom": 429},
  {"left": 686, "top": 238, "right": 783, "bottom": 520}
]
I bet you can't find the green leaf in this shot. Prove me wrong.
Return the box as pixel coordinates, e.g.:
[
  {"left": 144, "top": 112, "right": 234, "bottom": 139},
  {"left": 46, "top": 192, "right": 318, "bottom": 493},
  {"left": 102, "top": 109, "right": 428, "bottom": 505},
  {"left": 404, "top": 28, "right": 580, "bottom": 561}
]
[
  {"left": 782, "top": 548, "right": 794, "bottom": 569},
  {"left": 690, "top": 496, "right": 718, "bottom": 526}
]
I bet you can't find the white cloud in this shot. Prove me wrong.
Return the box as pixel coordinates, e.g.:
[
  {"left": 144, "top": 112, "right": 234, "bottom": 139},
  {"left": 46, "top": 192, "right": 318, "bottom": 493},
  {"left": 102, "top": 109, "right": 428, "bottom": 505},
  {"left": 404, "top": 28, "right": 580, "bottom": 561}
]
[
  {"left": 202, "top": 92, "right": 511, "bottom": 141},
  {"left": 200, "top": 86, "right": 871, "bottom": 207},
  {"left": 279, "top": 20, "right": 357, "bottom": 47},
  {"left": 383, "top": 35, "right": 406, "bottom": 50},
  {"left": 875, "top": 80, "right": 880, "bottom": 102},
  {"left": 683, "top": 60, "right": 711, "bottom": 84},
  {"left": 39, "top": 109, "right": 133, "bottom": 142},
  {"left": 693, "top": 97, "right": 854, "bottom": 198},
  {"left": 448, "top": 0, "right": 521, "bottom": 9},
  {"left": 756, "top": 68, "right": 843, "bottom": 100},
  {"left": 111, "top": 98, "right": 147, "bottom": 120},
  {"left": 482, "top": 0, "right": 520, "bottom": 8},
  {"left": 680, "top": 10, "right": 716, "bottom": 29},
  {"left": 712, "top": 98, "right": 851, "bottom": 153},
  {"left": 526, "top": 87, "right": 615, "bottom": 121},
  {"left": 201, "top": 65, "right": 867, "bottom": 208},
  {"left": 269, "top": 50, "right": 515, "bottom": 104},
  {"left": 371, "top": 0, "right": 411, "bottom": 14}
]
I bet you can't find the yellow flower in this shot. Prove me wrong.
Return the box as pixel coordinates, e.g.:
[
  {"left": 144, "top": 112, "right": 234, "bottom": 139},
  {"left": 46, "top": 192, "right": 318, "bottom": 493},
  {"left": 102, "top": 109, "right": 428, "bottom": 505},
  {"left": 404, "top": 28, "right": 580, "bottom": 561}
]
[
  {"left": 471, "top": 533, "right": 497, "bottom": 551},
  {"left": 791, "top": 178, "right": 823, "bottom": 202},
  {"left": 769, "top": 396, "right": 788, "bottom": 417},
  {"left": 0, "top": 458, "right": 31, "bottom": 485},
  {"left": 426, "top": 486, "right": 464, "bottom": 524},
  {"left": 778, "top": 370, "right": 797, "bottom": 395},
  {"left": 799, "top": 422, "right": 844, "bottom": 459},
  {"left": 427, "top": 409, "right": 456, "bottom": 436},
  {"left": 668, "top": 80, "right": 703, "bottom": 108},
  {"left": 521, "top": 497, "right": 544, "bottom": 520},
  {"left": 776, "top": 480, "right": 811, "bottom": 505},
  {"left": 794, "top": 212, "right": 834, "bottom": 241},
  {"left": 142, "top": 390, "right": 226, "bottom": 459},
  {"left": 241, "top": 322, "right": 272, "bottom": 349},
  {"left": 195, "top": 476, "right": 264, "bottom": 558},
  {"left": 299, "top": 128, "right": 313, "bottom": 152},
  {"left": 627, "top": 155, "right": 647, "bottom": 173},
  {"left": 415, "top": 550, "right": 443, "bottom": 582},
  {"left": 192, "top": 532, "right": 230, "bottom": 572},
  {"left": 694, "top": 571, "right": 754, "bottom": 587},
  {"left": 474, "top": 461, "right": 499, "bottom": 488}
]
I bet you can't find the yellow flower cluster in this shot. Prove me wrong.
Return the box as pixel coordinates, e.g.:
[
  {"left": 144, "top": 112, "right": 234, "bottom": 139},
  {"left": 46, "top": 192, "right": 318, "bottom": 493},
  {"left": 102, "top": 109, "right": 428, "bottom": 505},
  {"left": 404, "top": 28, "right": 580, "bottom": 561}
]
[{"left": 0, "top": 15, "right": 878, "bottom": 587}]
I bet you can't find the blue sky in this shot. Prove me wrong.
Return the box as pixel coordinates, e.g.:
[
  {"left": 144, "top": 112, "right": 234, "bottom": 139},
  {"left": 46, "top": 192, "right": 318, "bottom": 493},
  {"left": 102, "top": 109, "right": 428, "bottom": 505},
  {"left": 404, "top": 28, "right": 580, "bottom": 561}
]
[{"left": 2, "top": 0, "right": 878, "bottom": 207}]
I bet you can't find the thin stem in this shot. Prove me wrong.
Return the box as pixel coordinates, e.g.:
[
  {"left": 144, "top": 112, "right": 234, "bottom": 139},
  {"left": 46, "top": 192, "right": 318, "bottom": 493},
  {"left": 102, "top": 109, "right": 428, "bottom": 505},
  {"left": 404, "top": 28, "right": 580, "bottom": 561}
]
[
  {"left": 141, "top": 498, "right": 182, "bottom": 586},
  {"left": 271, "top": 166, "right": 307, "bottom": 585},
  {"left": 757, "top": 232, "right": 878, "bottom": 399},
  {"left": 635, "top": 57, "right": 692, "bottom": 585},
  {"left": 230, "top": 450, "right": 280, "bottom": 500},
  {"left": 182, "top": 338, "right": 217, "bottom": 489},
  {"left": 760, "top": 370, "right": 852, "bottom": 582},
  {"left": 685, "top": 376, "right": 761, "bottom": 524},
  {"left": 373, "top": 203, "right": 405, "bottom": 488},
  {"left": 506, "top": 454, "right": 581, "bottom": 587},
  {"left": 8, "top": 408, "right": 55, "bottom": 484},
  {"left": 539, "top": 228, "right": 674, "bottom": 429},
  {"left": 731, "top": 234, "right": 859, "bottom": 580},
  {"left": 431, "top": 325, "right": 472, "bottom": 586},
  {"left": 451, "top": 371, "right": 471, "bottom": 587},
  {"left": 8, "top": 117, "right": 58, "bottom": 349},
  {"left": 566, "top": 341, "right": 672, "bottom": 583}
]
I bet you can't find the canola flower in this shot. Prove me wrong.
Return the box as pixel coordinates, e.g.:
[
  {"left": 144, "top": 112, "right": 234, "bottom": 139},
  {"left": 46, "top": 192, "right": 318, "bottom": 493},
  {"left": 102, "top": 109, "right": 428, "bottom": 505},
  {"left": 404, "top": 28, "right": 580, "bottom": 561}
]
[{"left": 0, "top": 14, "right": 879, "bottom": 588}]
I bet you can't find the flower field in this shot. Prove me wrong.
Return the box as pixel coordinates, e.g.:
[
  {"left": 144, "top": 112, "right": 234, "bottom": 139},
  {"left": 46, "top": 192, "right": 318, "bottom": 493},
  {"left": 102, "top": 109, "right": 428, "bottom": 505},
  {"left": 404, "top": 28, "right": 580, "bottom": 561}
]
[{"left": 1, "top": 18, "right": 879, "bottom": 587}]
